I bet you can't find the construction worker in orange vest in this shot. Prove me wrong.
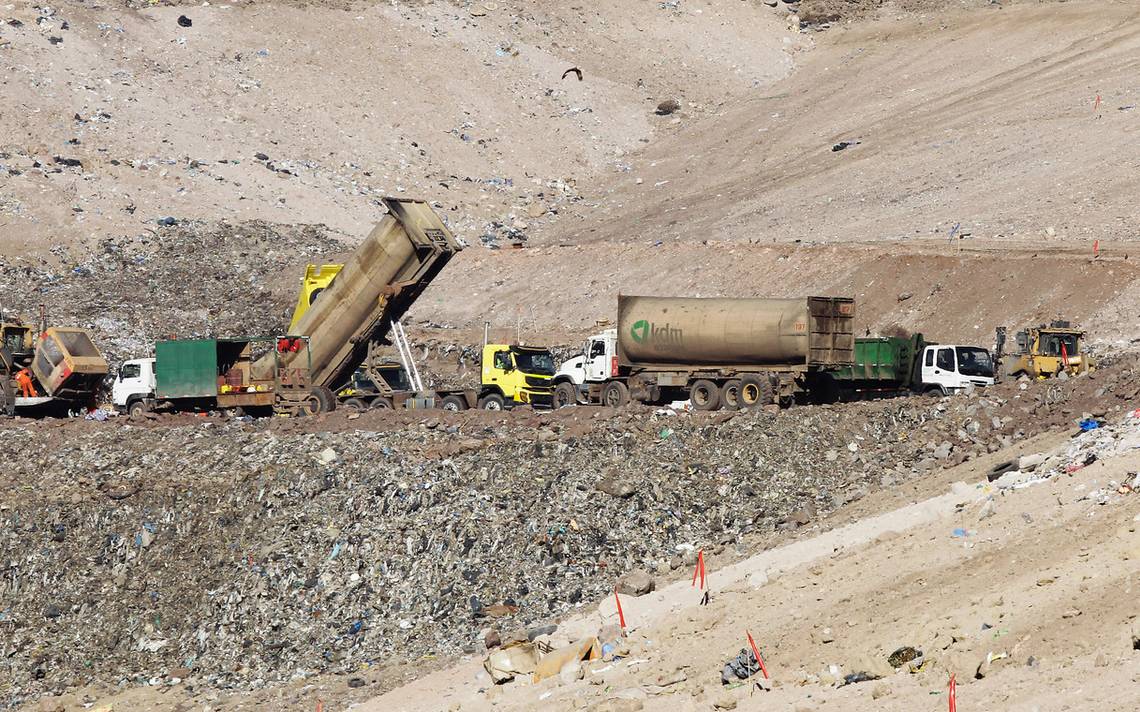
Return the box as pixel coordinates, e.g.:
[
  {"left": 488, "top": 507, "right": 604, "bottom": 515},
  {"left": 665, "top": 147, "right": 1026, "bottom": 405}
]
[{"left": 15, "top": 368, "right": 37, "bottom": 398}]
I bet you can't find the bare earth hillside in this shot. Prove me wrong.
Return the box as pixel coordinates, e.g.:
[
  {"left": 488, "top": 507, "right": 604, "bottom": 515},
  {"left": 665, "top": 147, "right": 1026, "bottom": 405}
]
[{"left": 4, "top": 0, "right": 1140, "bottom": 710}]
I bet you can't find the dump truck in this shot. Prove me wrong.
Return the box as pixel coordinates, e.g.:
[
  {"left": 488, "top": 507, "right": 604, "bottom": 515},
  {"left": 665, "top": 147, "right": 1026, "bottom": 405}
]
[
  {"left": 1, "top": 320, "right": 108, "bottom": 416},
  {"left": 273, "top": 197, "right": 464, "bottom": 406},
  {"left": 110, "top": 197, "right": 466, "bottom": 418},
  {"left": 283, "top": 198, "right": 552, "bottom": 411},
  {"left": 111, "top": 336, "right": 321, "bottom": 417},
  {"left": 553, "top": 296, "right": 855, "bottom": 410},
  {"left": 819, "top": 334, "right": 994, "bottom": 399},
  {"left": 334, "top": 341, "right": 555, "bottom": 412},
  {"left": 995, "top": 321, "right": 1093, "bottom": 379}
]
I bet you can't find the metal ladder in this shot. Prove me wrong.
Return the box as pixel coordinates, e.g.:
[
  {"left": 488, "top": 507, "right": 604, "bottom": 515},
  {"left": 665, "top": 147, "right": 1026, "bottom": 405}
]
[{"left": 391, "top": 319, "right": 424, "bottom": 394}]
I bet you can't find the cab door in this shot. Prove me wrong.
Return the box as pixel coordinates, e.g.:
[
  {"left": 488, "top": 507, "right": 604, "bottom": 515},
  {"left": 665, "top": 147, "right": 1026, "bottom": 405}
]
[
  {"left": 921, "top": 347, "right": 957, "bottom": 390},
  {"left": 585, "top": 339, "right": 609, "bottom": 381}
]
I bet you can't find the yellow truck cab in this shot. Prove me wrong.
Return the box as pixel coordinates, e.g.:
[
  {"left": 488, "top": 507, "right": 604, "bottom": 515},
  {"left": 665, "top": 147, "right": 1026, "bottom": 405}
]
[{"left": 479, "top": 344, "right": 555, "bottom": 410}]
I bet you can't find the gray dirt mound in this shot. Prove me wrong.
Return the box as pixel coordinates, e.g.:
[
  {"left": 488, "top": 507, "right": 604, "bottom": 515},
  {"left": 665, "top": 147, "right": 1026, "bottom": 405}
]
[{"left": 0, "top": 221, "right": 345, "bottom": 364}]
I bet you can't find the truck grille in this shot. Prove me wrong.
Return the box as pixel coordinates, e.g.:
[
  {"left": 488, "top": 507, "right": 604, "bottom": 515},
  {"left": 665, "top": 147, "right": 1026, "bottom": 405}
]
[{"left": 525, "top": 375, "right": 551, "bottom": 388}]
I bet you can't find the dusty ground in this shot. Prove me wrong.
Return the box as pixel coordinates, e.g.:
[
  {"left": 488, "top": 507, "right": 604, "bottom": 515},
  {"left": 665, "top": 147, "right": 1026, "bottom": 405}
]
[
  {"left": 5, "top": 0, "right": 1139, "bottom": 350},
  {"left": 26, "top": 391, "right": 1140, "bottom": 711},
  {"left": 5, "top": 0, "right": 1140, "bottom": 710},
  {"left": 0, "top": 0, "right": 802, "bottom": 253},
  {"left": 353, "top": 425, "right": 1140, "bottom": 712}
]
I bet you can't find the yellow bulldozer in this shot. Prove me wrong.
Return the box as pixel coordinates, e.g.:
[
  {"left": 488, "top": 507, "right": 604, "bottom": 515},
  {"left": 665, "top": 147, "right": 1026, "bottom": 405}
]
[{"left": 995, "top": 321, "right": 1093, "bottom": 379}]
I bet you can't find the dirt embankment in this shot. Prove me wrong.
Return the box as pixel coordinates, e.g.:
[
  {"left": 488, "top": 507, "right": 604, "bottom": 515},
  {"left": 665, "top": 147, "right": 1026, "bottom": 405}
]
[{"left": 4, "top": 360, "right": 1136, "bottom": 709}]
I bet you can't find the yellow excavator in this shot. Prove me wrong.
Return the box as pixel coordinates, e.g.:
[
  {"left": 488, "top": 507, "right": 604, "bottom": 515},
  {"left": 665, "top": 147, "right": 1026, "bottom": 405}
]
[
  {"left": 995, "top": 322, "right": 1093, "bottom": 379},
  {"left": 288, "top": 264, "right": 343, "bottom": 333}
]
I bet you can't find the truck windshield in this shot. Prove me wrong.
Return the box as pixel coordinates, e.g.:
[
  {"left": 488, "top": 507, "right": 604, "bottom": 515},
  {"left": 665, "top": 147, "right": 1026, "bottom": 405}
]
[
  {"left": 380, "top": 368, "right": 412, "bottom": 391},
  {"left": 955, "top": 347, "right": 993, "bottom": 377},
  {"left": 513, "top": 350, "right": 555, "bottom": 375}
]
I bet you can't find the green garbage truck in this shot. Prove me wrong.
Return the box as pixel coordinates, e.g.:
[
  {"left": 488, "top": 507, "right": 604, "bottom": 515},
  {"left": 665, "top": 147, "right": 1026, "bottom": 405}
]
[
  {"left": 820, "top": 333, "right": 994, "bottom": 399},
  {"left": 111, "top": 336, "right": 327, "bottom": 417}
]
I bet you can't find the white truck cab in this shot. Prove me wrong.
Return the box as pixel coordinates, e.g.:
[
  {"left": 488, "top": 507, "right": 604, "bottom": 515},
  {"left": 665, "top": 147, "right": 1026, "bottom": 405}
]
[
  {"left": 112, "top": 358, "right": 156, "bottom": 415},
  {"left": 919, "top": 345, "right": 995, "bottom": 393},
  {"left": 553, "top": 329, "right": 619, "bottom": 405}
]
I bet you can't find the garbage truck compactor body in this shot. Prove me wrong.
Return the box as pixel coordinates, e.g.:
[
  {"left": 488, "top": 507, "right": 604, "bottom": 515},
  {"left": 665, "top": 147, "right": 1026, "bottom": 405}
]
[{"left": 553, "top": 296, "right": 856, "bottom": 409}]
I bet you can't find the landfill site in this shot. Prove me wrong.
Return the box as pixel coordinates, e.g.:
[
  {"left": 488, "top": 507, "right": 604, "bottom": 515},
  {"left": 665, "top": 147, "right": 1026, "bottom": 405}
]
[{"left": 3, "top": 0, "right": 1140, "bottom": 710}]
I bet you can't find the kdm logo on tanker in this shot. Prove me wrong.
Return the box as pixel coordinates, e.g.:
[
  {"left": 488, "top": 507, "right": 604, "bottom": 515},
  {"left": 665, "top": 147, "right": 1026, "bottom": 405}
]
[{"left": 630, "top": 319, "right": 684, "bottom": 345}]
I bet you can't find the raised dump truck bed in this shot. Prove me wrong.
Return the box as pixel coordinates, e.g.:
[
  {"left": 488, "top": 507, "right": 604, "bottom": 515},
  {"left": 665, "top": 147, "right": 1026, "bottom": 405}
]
[{"left": 283, "top": 197, "right": 463, "bottom": 394}]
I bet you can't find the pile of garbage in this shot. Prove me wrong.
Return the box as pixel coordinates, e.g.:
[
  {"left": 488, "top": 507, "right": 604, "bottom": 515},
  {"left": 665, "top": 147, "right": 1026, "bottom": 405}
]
[
  {"left": 0, "top": 220, "right": 345, "bottom": 364},
  {"left": 2, "top": 367, "right": 1130, "bottom": 707},
  {"left": 988, "top": 405, "right": 1140, "bottom": 496}
]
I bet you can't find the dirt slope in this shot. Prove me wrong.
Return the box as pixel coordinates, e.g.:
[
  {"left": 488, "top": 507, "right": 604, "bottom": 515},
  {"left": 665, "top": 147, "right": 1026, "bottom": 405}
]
[
  {"left": 399, "top": 0, "right": 1140, "bottom": 346},
  {"left": 551, "top": 0, "right": 1140, "bottom": 247},
  {"left": 0, "top": 0, "right": 801, "bottom": 253},
  {"left": 355, "top": 419, "right": 1140, "bottom": 712}
]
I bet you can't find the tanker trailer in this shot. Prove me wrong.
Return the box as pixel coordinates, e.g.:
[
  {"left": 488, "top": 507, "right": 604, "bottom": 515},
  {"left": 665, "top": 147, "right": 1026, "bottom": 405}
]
[{"left": 551, "top": 296, "right": 854, "bottom": 410}]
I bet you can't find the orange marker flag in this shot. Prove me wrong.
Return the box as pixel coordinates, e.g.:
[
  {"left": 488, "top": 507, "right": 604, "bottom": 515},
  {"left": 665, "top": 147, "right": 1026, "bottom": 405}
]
[
  {"left": 948, "top": 673, "right": 957, "bottom": 712},
  {"left": 746, "top": 631, "right": 770, "bottom": 679},
  {"left": 614, "top": 586, "right": 627, "bottom": 632},
  {"left": 691, "top": 550, "right": 707, "bottom": 590}
]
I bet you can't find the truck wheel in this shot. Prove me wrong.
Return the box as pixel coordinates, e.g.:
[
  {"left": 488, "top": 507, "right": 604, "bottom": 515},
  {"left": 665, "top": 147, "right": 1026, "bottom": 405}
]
[
  {"left": 554, "top": 382, "right": 578, "bottom": 408},
  {"left": 369, "top": 397, "right": 394, "bottom": 410},
  {"left": 440, "top": 395, "right": 467, "bottom": 412},
  {"left": 300, "top": 396, "right": 322, "bottom": 416},
  {"left": 689, "top": 379, "right": 721, "bottom": 411},
  {"left": 128, "top": 399, "right": 149, "bottom": 418},
  {"left": 478, "top": 393, "right": 505, "bottom": 410},
  {"left": 720, "top": 379, "right": 742, "bottom": 410},
  {"left": 739, "top": 374, "right": 773, "bottom": 409},
  {"left": 601, "top": 381, "right": 630, "bottom": 408},
  {"left": 309, "top": 386, "right": 336, "bottom": 413},
  {"left": 343, "top": 397, "right": 368, "bottom": 412}
]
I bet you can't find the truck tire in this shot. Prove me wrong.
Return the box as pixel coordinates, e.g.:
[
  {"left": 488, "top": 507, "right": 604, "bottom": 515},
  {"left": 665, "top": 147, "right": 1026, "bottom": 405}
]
[
  {"left": 554, "top": 381, "right": 578, "bottom": 408},
  {"left": 128, "top": 399, "right": 150, "bottom": 419},
  {"left": 689, "top": 379, "right": 721, "bottom": 411},
  {"left": 739, "top": 374, "right": 773, "bottom": 409},
  {"left": 342, "top": 397, "right": 368, "bottom": 412},
  {"left": 309, "top": 386, "right": 336, "bottom": 413},
  {"left": 601, "top": 380, "right": 630, "bottom": 408},
  {"left": 720, "top": 379, "right": 742, "bottom": 410},
  {"left": 478, "top": 393, "right": 505, "bottom": 411},
  {"left": 369, "top": 397, "right": 394, "bottom": 410},
  {"left": 440, "top": 394, "right": 467, "bottom": 412},
  {"left": 300, "top": 396, "right": 322, "bottom": 416}
]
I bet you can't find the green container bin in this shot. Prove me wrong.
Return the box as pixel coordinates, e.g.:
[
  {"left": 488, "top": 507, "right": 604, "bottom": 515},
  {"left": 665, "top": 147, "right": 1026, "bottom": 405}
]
[
  {"left": 829, "top": 335, "right": 922, "bottom": 386},
  {"left": 155, "top": 339, "right": 220, "bottom": 398}
]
